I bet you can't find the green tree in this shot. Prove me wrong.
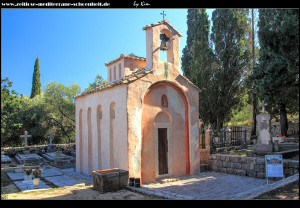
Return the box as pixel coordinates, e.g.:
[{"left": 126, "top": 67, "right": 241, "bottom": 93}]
[
  {"left": 258, "top": 9, "right": 299, "bottom": 77},
  {"left": 209, "top": 9, "right": 252, "bottom": 130},
  {"left": 184, "top": 9, "right": 216, "bottom": 127},
  {"left": 43, "top": 81, "right": 80, "bottom": 143},
  {"left": 84, "top": 74, "right": 107, "bottom": 92},
  {"left": 249, "top": 9, "right": 299, "bottom": 136},
  {"left": 251, "top": 49, "right": 298, "bottom": 136},
  {"left": 181, "top": 9, "right": 200, "bottom": 80},
  {"left": 30, "top": 57, "right": 41, "bottom": 98},
  {"left": 1, "top": 78, "right": 24, "bottom": 146}
]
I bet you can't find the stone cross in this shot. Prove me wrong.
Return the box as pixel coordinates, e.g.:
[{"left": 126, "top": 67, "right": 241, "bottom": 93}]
[
  {"left": 20, "top": 131, "right": 31, "bottom": 147},
  {"left": 259, "top": 100, "right": 267, "bottom": 113},
  {"left": 160, "top": 11, "right": 166, "bottom": 21},
  {"left": 48, "top": 134, "right": 54, "bottom": 145}
]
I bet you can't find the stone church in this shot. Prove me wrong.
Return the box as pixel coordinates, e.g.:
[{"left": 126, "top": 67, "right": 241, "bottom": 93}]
[{"left": 74, "top": 20, "right": 201, "bottom": 184}]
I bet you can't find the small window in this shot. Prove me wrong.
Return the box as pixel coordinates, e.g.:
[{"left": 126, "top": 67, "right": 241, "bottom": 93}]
[{"left": 161, "top": 95, "right": 168, "bottom": 108}]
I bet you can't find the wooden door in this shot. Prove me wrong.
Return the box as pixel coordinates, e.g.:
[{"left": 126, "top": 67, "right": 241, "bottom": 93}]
[{"left": 158, "top": 128, "right": 168, "bottom": 175}]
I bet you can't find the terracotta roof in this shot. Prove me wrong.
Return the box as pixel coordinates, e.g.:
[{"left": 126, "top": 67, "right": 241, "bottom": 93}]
[
  {"left": 142, "top": 19, "right": 183, "bottom": 37},
  {"left": 74, "top": 68, "right": 152, "bottom": 98},
  {"left": 104, "top": 53, "right": 146, "bottom": 66}
]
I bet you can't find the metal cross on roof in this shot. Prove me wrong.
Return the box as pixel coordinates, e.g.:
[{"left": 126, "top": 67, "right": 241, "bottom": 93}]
[{"left": 160, "top": 11, "right": 166, "bottom": 21}]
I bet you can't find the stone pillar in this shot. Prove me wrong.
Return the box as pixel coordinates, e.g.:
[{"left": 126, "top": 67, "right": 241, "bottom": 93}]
[
  {"left": 205, "top": 128, "right": 214, "bottom": 154},
  {"left": 241, "top": 127, "right": 247, "bottom": 149},
  {"left": 200, "top": 127, "right": 212, "bottom": 171},
  {"left": 225, "top": 127, "right": 231, "bottom": 146}
]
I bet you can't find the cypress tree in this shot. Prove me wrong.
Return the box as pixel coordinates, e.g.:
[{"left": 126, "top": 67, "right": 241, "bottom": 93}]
[
  {"left": 249, "top": 9, "right": 299, "bottom": 136},
  {"left": 210, "top": 9, "right": 251, "bottom": 130},
  {"left": 30, "top": 57, "right": 41, "bottom": 98},
  {"left": 181, "top": 9, "right": 199, "bottom": 80}
]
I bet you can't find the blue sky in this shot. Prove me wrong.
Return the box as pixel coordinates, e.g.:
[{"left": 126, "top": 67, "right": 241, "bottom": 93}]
[{"left": 1, "top": 9, "right": 214, "bottom": 96}]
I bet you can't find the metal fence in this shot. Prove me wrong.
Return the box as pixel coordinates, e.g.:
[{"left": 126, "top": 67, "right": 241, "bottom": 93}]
[{"left": 210, "top": 127, "right": 244, "bottom": 149}]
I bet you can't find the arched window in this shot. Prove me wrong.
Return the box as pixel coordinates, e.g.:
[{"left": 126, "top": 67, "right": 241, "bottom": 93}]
[
  {"left": 109, "top": 68, "right": 112, "bottom": 82},
  {"left": 118, "top": 63, "right": 122, "bottom": 78},
  {"left": 161, "top": 95, "right": 168, "bottom": 108},
  {"left": 113, "top": 66, "right": 116, "bottom": 81}
]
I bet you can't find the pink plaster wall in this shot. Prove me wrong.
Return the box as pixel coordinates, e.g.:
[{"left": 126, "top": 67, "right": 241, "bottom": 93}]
[{"left": 75, "top": 85, "right": 128, "bottom": 175}]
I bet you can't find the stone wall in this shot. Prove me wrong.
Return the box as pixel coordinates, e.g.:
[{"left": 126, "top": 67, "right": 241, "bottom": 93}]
[
  {"left": 1, "top": 143, "right": 75, "bottom": 157},
  {"left": 209, "top": 154, "right": 299, "bottom": 179}
]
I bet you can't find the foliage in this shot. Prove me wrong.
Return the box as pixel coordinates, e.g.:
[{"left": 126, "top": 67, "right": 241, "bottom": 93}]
[
  {"left": 1, "top": 77, "right": 80, "bottom": 147},
  {"left": 182, "top": 9, "right": 251, "bottom": 130},
  {"left": 248, "top": 9, "right": 299, "bottom": 136},
  {"left": 43, "top": 81, "right": 81, "bottom": 144},
  {"left": 32, "top": 168, "right": 42, "bottom": 178},
  {"left": 30, "top": 57, "right": 41, "bottom": 98},
  {"left": 84, "top": 74, "right": 107, "bottom": 92},
  {"left": 23, "top": 169, "right": 32, "bottom": 176},
  {"left": 258, "top": 9, "right": 299, "bottom": 78},
  {"left": 1, "top": 77, "right": 25, "bottom": 146}
]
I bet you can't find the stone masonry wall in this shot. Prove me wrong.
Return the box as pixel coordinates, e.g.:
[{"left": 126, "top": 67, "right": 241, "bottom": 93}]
[
  {"left": 1, "top": 143, "right": 75, "bottom": 157},
  {"left": 209, "top": 154, "right": 299, "bottom": 179}
]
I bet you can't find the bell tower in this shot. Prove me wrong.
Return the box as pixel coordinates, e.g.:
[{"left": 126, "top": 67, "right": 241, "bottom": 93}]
[{"left": 143, "top": 20, "right": 182, "bottom": 73}]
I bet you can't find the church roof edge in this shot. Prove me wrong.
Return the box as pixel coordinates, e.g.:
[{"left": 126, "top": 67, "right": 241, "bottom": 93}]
[
  {"left": 74, "top": 68, "right": 152, "bottom": 99},
  {"left": 142, "top": 19, "right": 183, "bottom": 37},
  {"left": 104, "top": 53, "right": 146, "bottom": 67}
]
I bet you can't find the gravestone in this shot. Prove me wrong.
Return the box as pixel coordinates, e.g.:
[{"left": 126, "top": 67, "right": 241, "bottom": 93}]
[
  {"left": 47, "top": 134, "right": 56, "bottom": 150},
  {"left": 15, "top": 153, "right": 44, "bottom": 166},
  {"left": 253, "top": 101, "right": 273, "bottom": 153},
  {"left": 20, "top": 131, "right": 31, "bottom": 147},
  {"left": 15, "top": 131, "right": 44, "bottom": 166},
  {"left": 42, "top": 152, "right": 75, "bottom": 169},
  {"left": 1, "top": 152, "right": 12, "bottom": 164}
]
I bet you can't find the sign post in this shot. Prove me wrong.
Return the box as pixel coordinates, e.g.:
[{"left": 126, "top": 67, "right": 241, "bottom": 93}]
[{"left": 265, "top": 155, "right": 284, "bottom": 186}]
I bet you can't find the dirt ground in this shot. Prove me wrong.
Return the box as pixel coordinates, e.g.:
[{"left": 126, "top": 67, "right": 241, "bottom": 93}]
[
  {"left": 254, "top": 180, "right": 299, "bottom": 200},
  {"left": 2, "top": 184, "right": 162, "bottom": 200},
  {"left": 1, "top": 167, "right": 163, "bottom": 200}
]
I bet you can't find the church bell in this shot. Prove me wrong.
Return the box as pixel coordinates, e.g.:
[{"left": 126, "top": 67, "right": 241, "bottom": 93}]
[{"left": 160, "top": 33, "right": 170, "bottom": 51}]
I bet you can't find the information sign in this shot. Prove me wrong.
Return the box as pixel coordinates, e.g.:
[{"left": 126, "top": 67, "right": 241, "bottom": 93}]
[{"left": 265, "top": 155, "right": 284, "bottom": 185}]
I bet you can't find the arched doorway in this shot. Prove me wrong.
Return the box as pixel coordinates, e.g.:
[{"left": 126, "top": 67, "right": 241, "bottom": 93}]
[{"left": 141, "top": 81, "right": 190, "bottom": 183}]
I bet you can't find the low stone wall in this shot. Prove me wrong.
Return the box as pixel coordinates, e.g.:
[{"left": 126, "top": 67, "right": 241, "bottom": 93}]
[
  {"left": 209, "top": 154, "right": 299, "bottom": 179},
  {"left": 1, "top": 143, "right": 75, "bottom": 157}
]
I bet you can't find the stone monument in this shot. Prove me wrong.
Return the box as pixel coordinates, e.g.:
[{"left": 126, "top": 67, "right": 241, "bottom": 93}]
[
  {"left": 20, "top": 131, "right": 31, "bottom": 147},
  {"left": 15, "top": 131, "right": 44, "bottom": 166},
  {"left": 253, "top": 101, "right": 273, "bottom": 153},
  {"left": 47, "top": 134, "right": 56, "bottom": 151}
]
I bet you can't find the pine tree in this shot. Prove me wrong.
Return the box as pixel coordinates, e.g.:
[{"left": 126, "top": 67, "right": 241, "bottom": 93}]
[{"left": 30, "top": 57, "right": 41, "bottom": 98}]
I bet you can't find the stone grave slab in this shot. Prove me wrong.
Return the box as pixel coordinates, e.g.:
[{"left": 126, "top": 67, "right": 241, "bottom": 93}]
[
  {"left": 7, "top": 172, "right": 30, "bottom": 181},
  {"left": 60, "top": 168, "right": 93, "bottom": 183},
  {"left": 44, "top": 174, "right": 85, "bottom": 187},
  {"left": 14, "top": 180, "right": 51, "bottom": 191},
  {"left": 1, "top": 154, "right": 12, "bottom": 164},
  {"left": 42, "top": 152, "right": 75, "bottom": 168},
  {"left": 15, "top": 153, "right": 44, "bottom": 166},
  {"left": 41, "top": 168, "right": 64, "bottom": 178},
  {"left": 6, "top": 168, "right": 63, "bottom": 181}
]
